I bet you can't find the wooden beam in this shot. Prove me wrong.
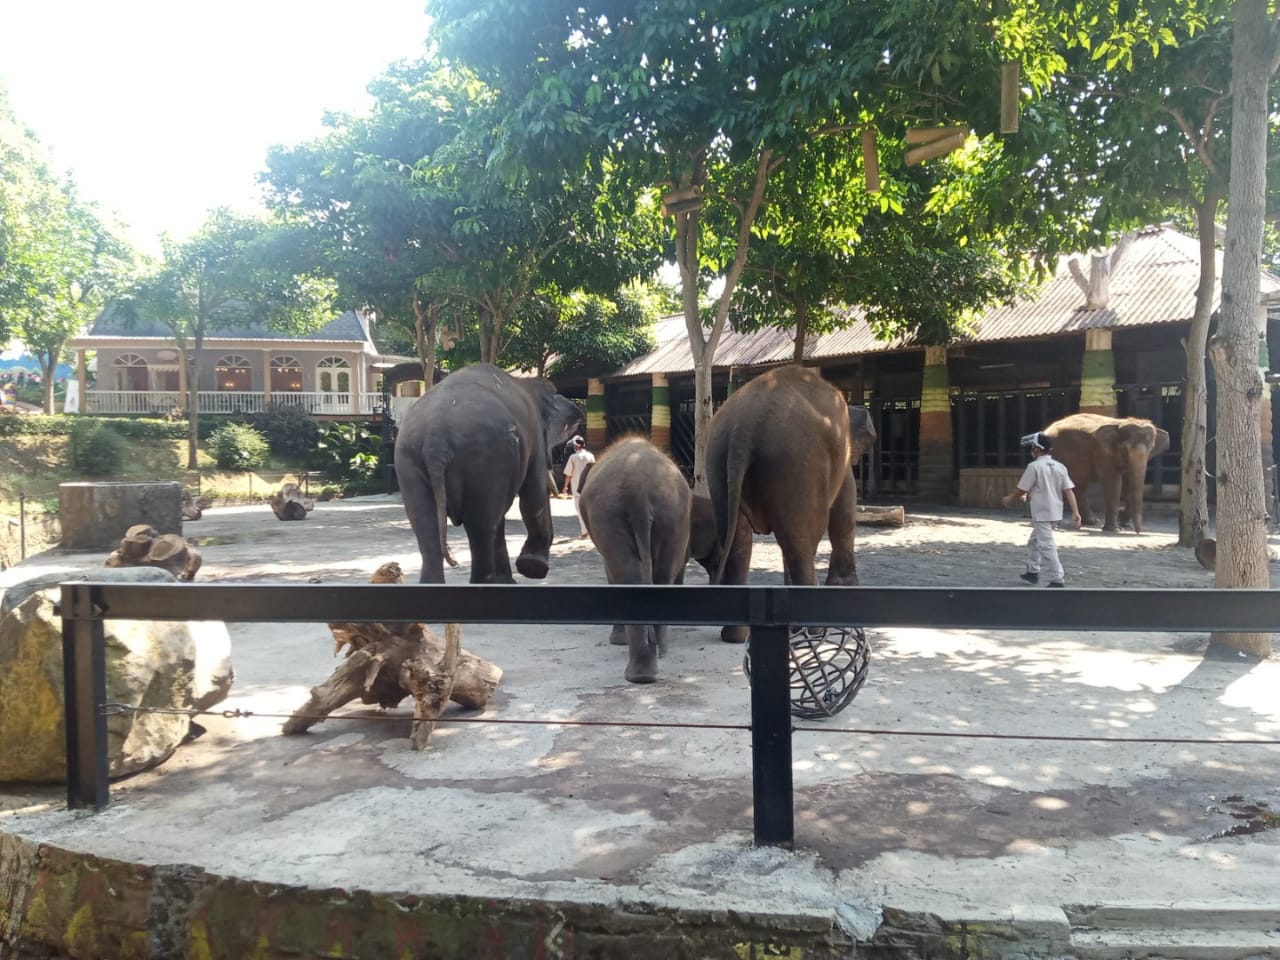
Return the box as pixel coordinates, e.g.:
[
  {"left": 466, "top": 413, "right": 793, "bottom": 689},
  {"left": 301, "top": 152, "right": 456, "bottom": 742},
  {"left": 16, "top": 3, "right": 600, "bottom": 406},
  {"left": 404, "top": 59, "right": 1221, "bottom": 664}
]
[
  {"left": 904, "top": 129, "right": 967, "bottom": 166},
  {"left": 861, "top": 129, "right": 880, "bottom": 193},
  {"left": 1000, "top": 62, "right": 1020, "bottom": 134}
]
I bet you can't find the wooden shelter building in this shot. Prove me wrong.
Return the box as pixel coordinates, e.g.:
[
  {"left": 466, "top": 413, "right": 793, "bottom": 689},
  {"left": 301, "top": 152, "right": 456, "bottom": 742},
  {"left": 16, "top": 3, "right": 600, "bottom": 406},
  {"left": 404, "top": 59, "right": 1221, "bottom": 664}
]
[{"left": 555, "top": 226, "right": 1280, "bottom": 507}]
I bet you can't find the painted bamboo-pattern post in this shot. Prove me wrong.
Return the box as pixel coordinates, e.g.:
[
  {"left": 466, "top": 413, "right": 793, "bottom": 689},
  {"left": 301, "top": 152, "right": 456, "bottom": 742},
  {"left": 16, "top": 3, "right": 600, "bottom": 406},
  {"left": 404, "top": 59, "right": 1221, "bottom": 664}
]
[
  {"left": 586, "top": 378, "right": 607, "bottom": 449},
  {"left": 650, "top": 372, "right": 671, "bottom": 451},
  {"left": 1079, "top": 328, "right": 1118, "bottom": 416},
  {"left": 917, "top": 345, "right": 954, "bottom": 500}
]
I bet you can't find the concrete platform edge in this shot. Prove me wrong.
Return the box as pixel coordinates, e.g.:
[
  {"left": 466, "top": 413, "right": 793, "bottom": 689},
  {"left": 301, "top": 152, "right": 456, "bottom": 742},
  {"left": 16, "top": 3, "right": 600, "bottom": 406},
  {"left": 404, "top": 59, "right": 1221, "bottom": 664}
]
[{"left": 0, "top": 831, "right": 1104, "bottom": 960}]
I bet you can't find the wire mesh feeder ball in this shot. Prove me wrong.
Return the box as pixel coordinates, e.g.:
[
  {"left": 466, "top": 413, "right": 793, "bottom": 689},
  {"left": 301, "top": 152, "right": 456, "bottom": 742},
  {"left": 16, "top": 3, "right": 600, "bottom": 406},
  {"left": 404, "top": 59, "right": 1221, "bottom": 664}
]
[{"left": 743, "top": 625, "right": 871, "bottom": 719}]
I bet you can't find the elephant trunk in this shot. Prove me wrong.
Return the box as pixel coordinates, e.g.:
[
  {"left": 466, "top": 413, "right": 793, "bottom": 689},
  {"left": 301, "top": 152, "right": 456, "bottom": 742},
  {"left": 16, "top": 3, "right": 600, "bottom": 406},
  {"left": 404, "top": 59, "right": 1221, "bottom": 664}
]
[{"left": 1123, "top": 457, "right": 1147, "bottom": 534}]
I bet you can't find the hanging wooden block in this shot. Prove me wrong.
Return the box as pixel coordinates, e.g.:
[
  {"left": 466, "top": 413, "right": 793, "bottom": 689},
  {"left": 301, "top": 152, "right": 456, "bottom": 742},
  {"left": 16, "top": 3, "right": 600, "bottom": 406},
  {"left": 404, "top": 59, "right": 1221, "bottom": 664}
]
[
  {"left": 1000, "top": 61, "right": 1020, "bottom": 134},
  {"left": 904, "top": 125, "right": 968, "bottom": 165},
  {"left": 661, "top": 186, "right": 702, "bottom": 217},
  {"left": 861, "top": 129, "right": 880, "bottom": 193}
]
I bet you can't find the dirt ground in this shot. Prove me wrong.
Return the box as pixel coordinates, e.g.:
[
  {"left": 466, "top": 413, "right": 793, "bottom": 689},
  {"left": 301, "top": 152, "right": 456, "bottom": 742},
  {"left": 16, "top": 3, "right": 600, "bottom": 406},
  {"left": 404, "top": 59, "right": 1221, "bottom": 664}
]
[{"left": 4, "top": 489, "right": 1280, "bottom": 959}]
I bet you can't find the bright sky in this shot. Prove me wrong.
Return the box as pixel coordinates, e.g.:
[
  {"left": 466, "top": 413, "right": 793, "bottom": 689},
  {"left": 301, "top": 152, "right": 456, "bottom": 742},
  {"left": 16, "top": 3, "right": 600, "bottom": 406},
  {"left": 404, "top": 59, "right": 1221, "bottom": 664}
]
[{"left": 0, "top": 0, "right": 430, "bottom": 255}]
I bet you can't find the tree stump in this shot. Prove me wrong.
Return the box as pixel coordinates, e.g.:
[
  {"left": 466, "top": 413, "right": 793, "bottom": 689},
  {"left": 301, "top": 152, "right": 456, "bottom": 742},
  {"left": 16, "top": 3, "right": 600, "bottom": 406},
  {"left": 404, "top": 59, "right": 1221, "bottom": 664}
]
[
  {"left": 105, "top": 524, "right": 203, "bottom": 581},
  {"left": 283, "top": 562, "right": 502, "bottom": 748},
  {"left": 269, "top": 482, "right": 315, "bottom": 521},
  {"left": 182, "top": 487, "right": 212, "bottom": 521}
]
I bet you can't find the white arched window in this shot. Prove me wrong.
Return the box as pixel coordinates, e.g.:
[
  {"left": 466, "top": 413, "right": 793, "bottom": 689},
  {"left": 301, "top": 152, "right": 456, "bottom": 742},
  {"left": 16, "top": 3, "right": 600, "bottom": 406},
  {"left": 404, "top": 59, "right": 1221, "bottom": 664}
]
[
  {"left": 316, "top": 356, "right": 351, "bottom": 397},
  {"left": 270, "top": 355, "right": 303, "bottom": 393},
  {"left": 113, "top": 353, "right": 149, "bottom": 391},
  {"left": 214, "top": 354, "right": 252, "bottom": 392}
]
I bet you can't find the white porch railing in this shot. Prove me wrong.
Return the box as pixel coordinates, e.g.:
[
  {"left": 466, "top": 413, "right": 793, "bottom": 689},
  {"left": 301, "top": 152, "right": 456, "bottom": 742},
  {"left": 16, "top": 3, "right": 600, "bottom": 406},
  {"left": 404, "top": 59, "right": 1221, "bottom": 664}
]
[
  {"left": 85, "top": 391, "right": 383, "bottom": 416},
  {"left": 86, "top": 391, "right": 183, "bottom": 415}
]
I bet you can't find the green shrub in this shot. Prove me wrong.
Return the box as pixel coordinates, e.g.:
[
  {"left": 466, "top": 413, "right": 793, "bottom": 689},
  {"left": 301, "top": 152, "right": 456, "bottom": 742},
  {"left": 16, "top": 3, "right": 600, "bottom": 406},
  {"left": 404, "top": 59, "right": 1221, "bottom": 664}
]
[
  {"left": 249, "top": 404, "right": 321, "bottom": 460},
  {"left": 207, "top": 423, "right": 270, "bottom": 471},
  {"left": 314, "top": 422, "right": 383, "bottom": 480},
  {"left": 0, "top": 415, "right": 186, "bottom": 440},
  {"left": 69, "top": 420, "right": 126, "bottom": 476}
]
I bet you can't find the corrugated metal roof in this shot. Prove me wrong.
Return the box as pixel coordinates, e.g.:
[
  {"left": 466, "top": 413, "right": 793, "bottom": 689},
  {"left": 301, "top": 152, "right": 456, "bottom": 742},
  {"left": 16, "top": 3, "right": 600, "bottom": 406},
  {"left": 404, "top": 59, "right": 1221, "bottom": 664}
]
[{"left": 610, "top": 227, "right": 1280, "bottom": 380}]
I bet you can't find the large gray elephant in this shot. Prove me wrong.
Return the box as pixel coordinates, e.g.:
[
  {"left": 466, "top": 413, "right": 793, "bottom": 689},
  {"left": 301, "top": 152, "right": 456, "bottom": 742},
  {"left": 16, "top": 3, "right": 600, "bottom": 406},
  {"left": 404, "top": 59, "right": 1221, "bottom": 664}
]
[
  {"left": 395, "top": 364, "right": 583, "bottom": 583},
  {"left": 579, "top": 436, "right": 691, "bottom": 683},
  {"left": 706, "top": 364, "right": 878, "bottom": 643},
  {"left": 1043, "top": 412, "right": 1170, "bottom": 534}
]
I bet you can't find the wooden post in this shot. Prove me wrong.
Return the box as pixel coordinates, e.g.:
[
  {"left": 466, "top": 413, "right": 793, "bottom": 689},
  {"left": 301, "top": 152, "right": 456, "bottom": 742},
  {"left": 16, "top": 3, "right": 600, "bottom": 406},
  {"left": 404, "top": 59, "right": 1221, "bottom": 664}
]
[{"left": 177, "top": 349, "right": 188, "bottom": 414}]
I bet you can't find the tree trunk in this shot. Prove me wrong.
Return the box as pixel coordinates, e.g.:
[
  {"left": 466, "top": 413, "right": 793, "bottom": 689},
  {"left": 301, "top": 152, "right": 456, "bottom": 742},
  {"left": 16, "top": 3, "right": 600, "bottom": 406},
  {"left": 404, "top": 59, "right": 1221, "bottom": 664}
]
[
  {"left": 39, "top": 351, "right": 57, "bottom": 414},
  {"left": 792, "top": 301, "right": 809, "bottom": 364},
  {"left": 1178, "top": 188, "right": 1223, "bottom": 547},
  {"left": 412, "top": 295, "right": 439, "bottom": 388},
  {"left": 677, "top": 148, "right": 773, "bottom": 495},
  {"left": 186, "top": 337, "right": 202, "bottom": 470},
  {"left": 1209, "top": 0, "right": 1275, "bottom": 659}
]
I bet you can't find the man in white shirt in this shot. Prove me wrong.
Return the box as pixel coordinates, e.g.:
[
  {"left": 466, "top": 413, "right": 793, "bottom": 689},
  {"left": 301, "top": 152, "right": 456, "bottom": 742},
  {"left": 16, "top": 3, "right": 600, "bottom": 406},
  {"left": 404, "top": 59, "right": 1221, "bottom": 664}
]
[
  {"left": 561, "top": 435, "right": 596, "bottom": 539},
  {"left": 1001, "top": 431, "right": 1081, "bottom": 587}
]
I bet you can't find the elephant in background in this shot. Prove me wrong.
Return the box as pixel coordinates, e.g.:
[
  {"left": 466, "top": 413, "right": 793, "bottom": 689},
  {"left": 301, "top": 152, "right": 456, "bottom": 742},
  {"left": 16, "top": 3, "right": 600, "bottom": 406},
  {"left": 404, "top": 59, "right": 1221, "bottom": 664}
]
[
  {"left": 579, "top": 436, "right": 690, "bottom": 683},
  {"left": 687, "top": 494, "right": 751, "bottom": 582},
  {"left": 706, "top": 364, "right": 878, "bottom": 643},
  {"left": 1043, "top": 412, "right": 1170, "bottom": 534},
  {"left": 395, "top": 363, "right": 583, "bottom": 583}
]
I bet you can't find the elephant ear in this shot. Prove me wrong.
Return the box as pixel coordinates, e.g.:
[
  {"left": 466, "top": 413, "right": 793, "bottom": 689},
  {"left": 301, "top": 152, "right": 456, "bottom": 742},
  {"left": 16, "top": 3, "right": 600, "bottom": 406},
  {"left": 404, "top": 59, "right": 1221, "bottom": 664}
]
[
  {"left": 535, "top": 383, "right": 583, "bottom": 457},
  {"left": 1095, "top": 422, "right": 1121, "bottom": 452},
  {"left": 1153, "top": 428, "right": 1171, "bottom": 457},
  {"left": 847, "top": 406, "right": 877, "bottom": 458}
]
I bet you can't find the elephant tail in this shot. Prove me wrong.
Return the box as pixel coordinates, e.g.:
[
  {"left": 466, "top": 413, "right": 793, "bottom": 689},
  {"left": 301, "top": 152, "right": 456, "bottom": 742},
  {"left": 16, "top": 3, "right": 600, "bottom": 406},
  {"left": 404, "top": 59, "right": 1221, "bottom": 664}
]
[
  {"left": 630, "top": 502, "right": 656, "bottom": 585},
  {"left": 712, "top": 430, "right": 749, "bottom": 586},
  {"left": 428, "top": 461, "right": 458, "bottom": 568}
]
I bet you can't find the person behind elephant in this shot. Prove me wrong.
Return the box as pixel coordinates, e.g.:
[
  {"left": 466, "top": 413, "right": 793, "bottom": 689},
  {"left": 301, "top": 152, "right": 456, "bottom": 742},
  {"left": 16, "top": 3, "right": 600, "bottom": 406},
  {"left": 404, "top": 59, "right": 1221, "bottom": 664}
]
[
  {"left": 562, "top": 435, "right": 596, "bottom": 539},
  {"left": 1001, "top": 431, "right": 1081, "bottom": 588}
]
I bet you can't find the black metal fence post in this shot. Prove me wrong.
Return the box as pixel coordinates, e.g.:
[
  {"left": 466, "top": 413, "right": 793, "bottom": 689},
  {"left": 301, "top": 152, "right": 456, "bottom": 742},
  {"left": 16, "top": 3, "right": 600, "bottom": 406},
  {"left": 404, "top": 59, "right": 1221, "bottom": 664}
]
[
  {"left": 748, "top": 623, "right": 794, "bottom": 848},
  {"left": 61, "top": 583, "right": 109, "bottom": 810}
]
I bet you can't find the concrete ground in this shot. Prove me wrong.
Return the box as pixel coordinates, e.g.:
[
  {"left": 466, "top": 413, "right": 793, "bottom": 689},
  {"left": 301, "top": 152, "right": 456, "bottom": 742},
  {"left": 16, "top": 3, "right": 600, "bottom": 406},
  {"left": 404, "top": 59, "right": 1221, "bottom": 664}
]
[{"left": 2, "top": 495, "right": 1279, "bottom": 958}]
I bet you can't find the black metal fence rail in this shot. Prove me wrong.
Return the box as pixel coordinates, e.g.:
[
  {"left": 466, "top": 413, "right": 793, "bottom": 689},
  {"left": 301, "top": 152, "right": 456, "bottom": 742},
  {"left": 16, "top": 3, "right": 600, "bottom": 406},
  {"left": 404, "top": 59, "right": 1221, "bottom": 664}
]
[{"left": 60, "top": 583, "right": 1280, "bottom": 849}]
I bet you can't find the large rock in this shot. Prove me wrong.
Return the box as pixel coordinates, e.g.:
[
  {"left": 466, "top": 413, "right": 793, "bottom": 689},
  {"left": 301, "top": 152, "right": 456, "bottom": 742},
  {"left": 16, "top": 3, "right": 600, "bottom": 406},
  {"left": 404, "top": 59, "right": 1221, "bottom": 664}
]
[
  {"left": 0, "top": 568, "right": 233, "bottom": 783},
  {"left": 59, "top": 481, "right": 183, "bottom": 550}
]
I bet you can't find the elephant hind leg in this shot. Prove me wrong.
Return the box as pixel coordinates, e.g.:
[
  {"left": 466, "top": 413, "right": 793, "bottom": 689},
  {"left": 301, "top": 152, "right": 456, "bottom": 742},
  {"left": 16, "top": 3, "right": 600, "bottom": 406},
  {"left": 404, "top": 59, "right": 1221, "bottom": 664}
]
[
  {"left": 515, "top": 456, "right": 553, "bottom": 580},
  {"left": 823, "top": 471, "right": 859, "bottom": 587},
  {"left": 719, "top": 519, "right": 755, "bottom": 644},
  {"left": 467, "top": 519, "right": 515, "bottom": 584},
  {"left": 401, "top": 461, "right": 446, "bottom": 584}
]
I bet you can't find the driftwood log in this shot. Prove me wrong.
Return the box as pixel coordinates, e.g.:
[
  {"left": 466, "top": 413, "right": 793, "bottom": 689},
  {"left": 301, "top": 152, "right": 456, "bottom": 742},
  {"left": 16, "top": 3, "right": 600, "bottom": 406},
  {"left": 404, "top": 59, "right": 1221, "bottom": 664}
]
[
  {"left": 105, "top": 524, "right": 202, "bottom": 581},
  {"left": 856, "top": 504, "right": 906, "bottom": 527},
  {"left": 283, "top": 562, "right": 502, "bottom": 749},
  {"left": 269, "top": 482, "right": 315, "bottom": 521}
]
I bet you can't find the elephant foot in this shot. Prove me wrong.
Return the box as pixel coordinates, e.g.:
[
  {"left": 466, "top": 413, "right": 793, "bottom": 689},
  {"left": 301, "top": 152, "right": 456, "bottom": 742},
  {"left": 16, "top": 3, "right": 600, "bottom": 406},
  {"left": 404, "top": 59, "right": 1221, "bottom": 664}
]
[
  {"left": 1101, "top": 523, "right": 1119, "bottom": 533},
  {"left": 516, "top": 554, "right": 549, "bottom": 579},
  {"left": 625, "top": 665, "right": 659, "bottom": 683},
  {"left": 471, "top": 570, "right": 516, "bottom": 584},
  {"left": 721, "top": 625, "right": 748, "bottom": 644},
  {"left": 609, "top": 624, "right": 627, "bottom": 646}
]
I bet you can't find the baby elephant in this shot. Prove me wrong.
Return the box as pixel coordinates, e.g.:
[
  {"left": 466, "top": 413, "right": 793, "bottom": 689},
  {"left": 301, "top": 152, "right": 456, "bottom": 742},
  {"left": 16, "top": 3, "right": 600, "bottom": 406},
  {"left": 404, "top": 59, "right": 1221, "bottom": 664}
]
[{"left": 578, "top": 436, "right": 691, "bottom": 683}]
